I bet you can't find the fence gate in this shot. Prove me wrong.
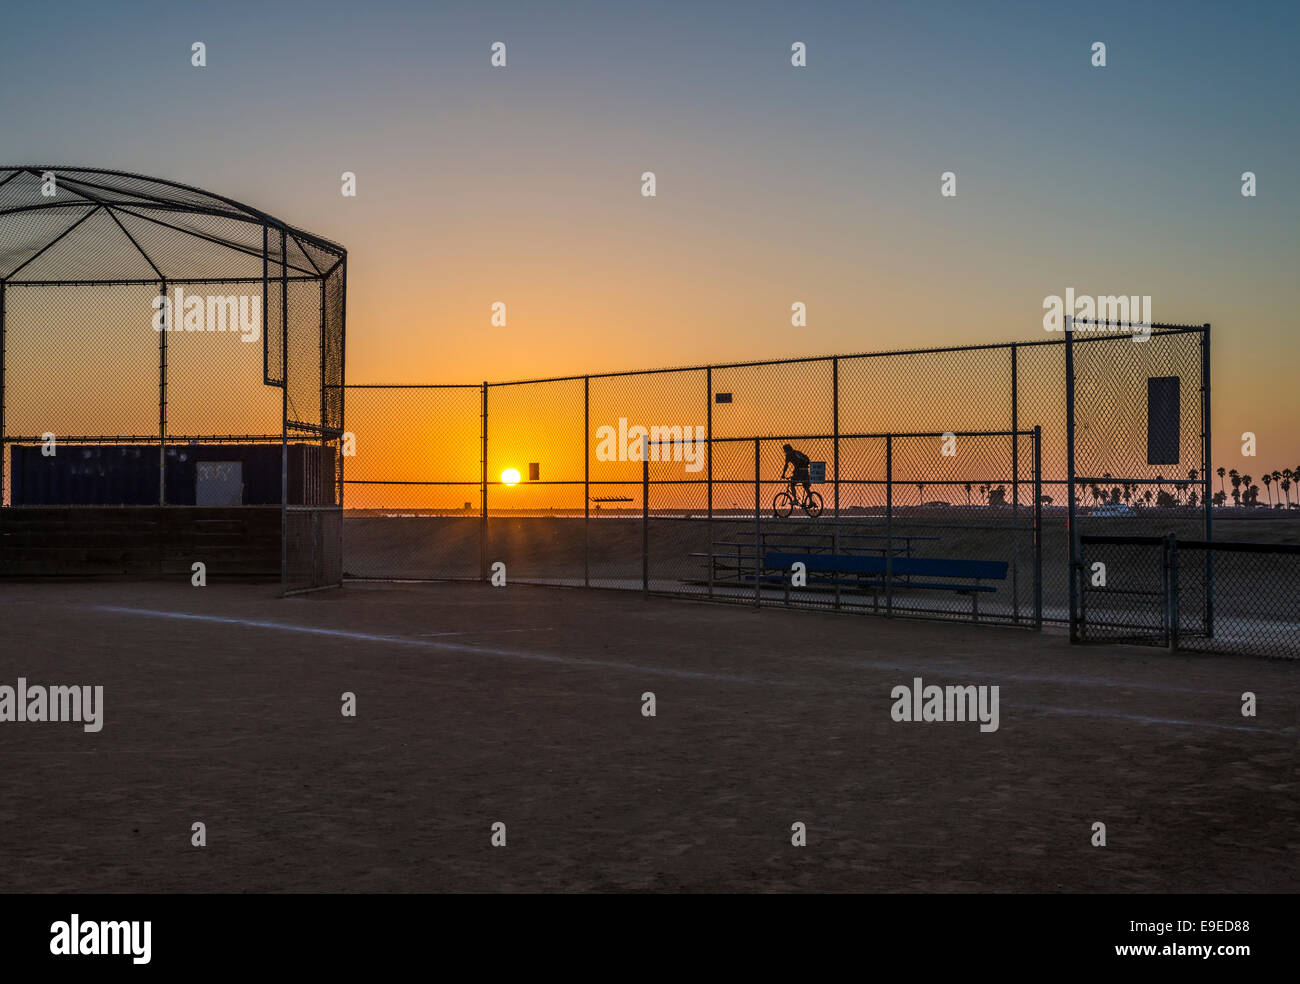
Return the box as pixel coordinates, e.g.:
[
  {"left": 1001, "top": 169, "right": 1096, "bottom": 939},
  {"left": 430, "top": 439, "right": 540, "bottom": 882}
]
[
  {"left": 1079, "top": 534, "right": 1300, "bottom": 658},
  {"left": 1077, "top": 534, "right": 1177, "bottom": 647}
]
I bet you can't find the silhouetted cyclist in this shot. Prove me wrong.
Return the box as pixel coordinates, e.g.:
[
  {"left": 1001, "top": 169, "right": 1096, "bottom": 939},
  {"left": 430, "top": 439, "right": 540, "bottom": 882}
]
[{"left": 781, "top": 443, "right": 812, "bottom": 500}]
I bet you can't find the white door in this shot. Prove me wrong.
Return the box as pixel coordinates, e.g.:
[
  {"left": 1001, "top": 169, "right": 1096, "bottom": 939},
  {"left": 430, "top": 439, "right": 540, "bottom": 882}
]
[{"left": 196, "top": 461, "right": 244, "bottom": 506}]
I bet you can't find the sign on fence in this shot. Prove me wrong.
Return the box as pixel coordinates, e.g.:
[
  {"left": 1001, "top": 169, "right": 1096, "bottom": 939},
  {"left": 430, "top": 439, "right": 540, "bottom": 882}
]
[{"left": 1147, "top": 376, "right": 1181, "bottom": 465}]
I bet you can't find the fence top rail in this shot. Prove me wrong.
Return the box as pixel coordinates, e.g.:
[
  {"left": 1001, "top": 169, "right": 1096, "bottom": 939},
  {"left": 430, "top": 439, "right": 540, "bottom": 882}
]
[
  {"left": 344, "top": 384, "right": 485, "bottom": 390},
  {"left": 3, "top": 433, "right": 286, "bottom": 444},
  {"left": 1080, "top": 534, "right": 1169, "bottom": 546},
  {"left": 5, "top": 276, "right": 328, "bottom": 287},
  {"left": 1082, "top": 534, "right": 1300, "bottom": 555},
  {"left": 345, "top": 326, "right": 1207, "bottom": 390},
  {"left": 645, "top": 429, "right": 1039, "bottom": 447},
  {"left": 1064, "top": 317, "right": 1210, "bottom": 332},
  {"left": 1076, "top": 477, "right": 1208, "bottom": 485},
  {"left": 1178, "top": 539, "right": 1300, "bottom": 555}
]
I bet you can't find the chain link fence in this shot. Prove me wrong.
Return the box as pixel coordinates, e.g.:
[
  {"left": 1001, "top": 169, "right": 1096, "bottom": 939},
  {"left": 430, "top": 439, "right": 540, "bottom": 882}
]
[
  {"left": 635, "top": 430, "right": 1041, "bottom": 624},
  {"left": 342, "top": 325, "right": 1215, "bottom": 635},
  {"left": 1065, "top": 323, "right": 1211, "bottom": 635}
]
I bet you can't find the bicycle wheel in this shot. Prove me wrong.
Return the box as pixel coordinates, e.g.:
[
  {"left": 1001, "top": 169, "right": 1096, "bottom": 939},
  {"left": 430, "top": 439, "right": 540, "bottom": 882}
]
[
  {"left": 803, "top": 490, "right": 824, "bottom": 517},
  {"left": 772, "top": 491, "right": 794, "bottom": 518}
]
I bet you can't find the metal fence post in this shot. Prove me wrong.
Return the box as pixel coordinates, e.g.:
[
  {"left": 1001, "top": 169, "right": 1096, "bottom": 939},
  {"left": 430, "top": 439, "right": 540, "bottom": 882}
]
[
  {"left": 1065, "top": 318, "right": 1078, "bottom": 642},
  {"left": 833, "top": 357, "right": 841, "bottom": 610},
  {"left": 1033, "top": 425, "right": 1043, "bottom": 631},
  {"left": 1076, "top": 536, "right": 1087, "bottom": 641},
  {"left": 886, "top": 433, "right": 893, "bottom": 617},
  {"left": 706, "top": 367, "right": 713, "bottom": 600},
  {"left": 279, "top": 231, "right": 289, "bottom": 595},
  {"left": 1202, "top": 324, "right": 1213, "bottom": 638},
  {"left": 319, "top": 275, "right": 328, "bottom": 535},
  {"left": 0, "top": 279, "right": 5, "bottom": 508},
  {"left": 754, "top": 437, "right": 761, "bottom": 608},
  {"left": 319, "top": 275, "right": 327, "bottom": 428},
  {"left": 338, "top": 258, "right": 348, "bottom": 517},
  {"left": 642, "top": 434, "right": 649, "bottom": 596},
  {"left": 158, "top": 278, "right": 168, "bottom": 505},
  {"left": 1166, "top": 533, "right": 1179, "bottom": 652},
  {"left": 480, "top": 382, "right": 488, "bottom": 582},
  {"left": 1011, "top": 344, "right": 1019, "bottom": 622},
  {"left": 584, "top": 375, "right": 590, "bottom": 588}
]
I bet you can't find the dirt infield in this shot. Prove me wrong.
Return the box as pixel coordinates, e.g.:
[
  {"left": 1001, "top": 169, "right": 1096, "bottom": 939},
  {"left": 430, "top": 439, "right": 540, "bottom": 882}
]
[{"left": 0, "top": 578, "right": 1296, "bottom": 893}]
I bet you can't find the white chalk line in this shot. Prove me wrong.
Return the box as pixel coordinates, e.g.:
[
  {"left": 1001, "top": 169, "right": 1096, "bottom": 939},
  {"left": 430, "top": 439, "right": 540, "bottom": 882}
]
[
  {"left": 92, "top": 606, "right": 1297, "bottom": 737},
  {"left": 93, "top": 606, "right": 779, "bottom": 686},
  {"left": 417, "top": 628, "right": 553, "bottom": 638},
  {"left": 1005, "top": 703, "right": 1293, "bottom": 736},
  {"left": 832, "top": 656, "right": 1261, "bottom": 699}
]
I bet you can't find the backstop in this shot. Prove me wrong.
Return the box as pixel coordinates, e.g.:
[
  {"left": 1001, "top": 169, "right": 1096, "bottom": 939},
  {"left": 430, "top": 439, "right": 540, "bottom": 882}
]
[{"left": 0, "top": 166, "right": 345, "bottom": 593}]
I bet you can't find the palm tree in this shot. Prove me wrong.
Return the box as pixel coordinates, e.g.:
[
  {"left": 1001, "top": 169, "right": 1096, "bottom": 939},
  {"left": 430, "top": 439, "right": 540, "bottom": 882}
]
[
  {"left": 916, "top": 482, "right": 925, "bottom": 504},
  {"left": 1230, "top": 470, "right": 1242, "bottom": 506},
  {"left": 1242, "top": 475, "right": 1253, "bottom": 507},
  {"left": 964, "top": 482, "right": 972, "bottom": 506},
  {"left": 1282, "top": 479, "right": 1292, "bottom": 509},
  {"left": 1216, "top": 466, "right": 1226, "bottom": 496},
  {"left": 1142, "top": 490, "right": 1153, "bottom": 507},
  {"left": 1262, "top": 472, "right": 1273, "bottom": 506},
  {"left": 1248, "top": 483, "right": 1260, "bottom": 507}
]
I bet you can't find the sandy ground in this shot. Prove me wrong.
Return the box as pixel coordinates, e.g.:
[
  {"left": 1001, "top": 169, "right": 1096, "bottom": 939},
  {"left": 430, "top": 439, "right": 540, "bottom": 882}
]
[{"left": 0, "top": 578, "right": 1295, "bottom": 893}]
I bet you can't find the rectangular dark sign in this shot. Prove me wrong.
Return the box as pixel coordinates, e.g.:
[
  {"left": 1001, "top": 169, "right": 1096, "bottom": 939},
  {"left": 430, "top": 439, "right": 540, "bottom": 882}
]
[{"left": 1147, "top": 376, "right": 1181, "bottom": 465}]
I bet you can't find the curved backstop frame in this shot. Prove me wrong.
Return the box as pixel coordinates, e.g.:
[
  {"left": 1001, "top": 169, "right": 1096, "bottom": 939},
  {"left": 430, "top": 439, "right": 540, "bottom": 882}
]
[{"left": 0, "top": 166, "right": 345, "bottom": 593}]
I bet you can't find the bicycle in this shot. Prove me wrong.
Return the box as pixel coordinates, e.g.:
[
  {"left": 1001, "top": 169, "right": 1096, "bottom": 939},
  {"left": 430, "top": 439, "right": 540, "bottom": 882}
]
[{"left": 773, "top": 478, "right": 824, "bottom": 518}]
